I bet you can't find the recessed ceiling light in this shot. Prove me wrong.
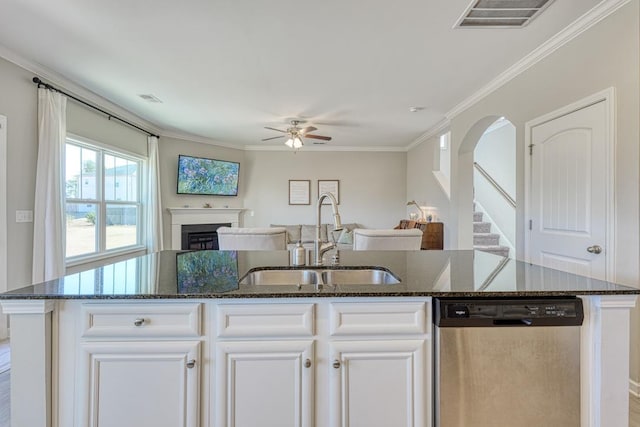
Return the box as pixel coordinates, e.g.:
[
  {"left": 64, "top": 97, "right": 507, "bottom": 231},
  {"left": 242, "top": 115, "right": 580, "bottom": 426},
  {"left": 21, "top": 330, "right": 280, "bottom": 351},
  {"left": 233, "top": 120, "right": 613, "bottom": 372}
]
[{"left": 138, "top": 94, "right": 163, "bottom": 103}]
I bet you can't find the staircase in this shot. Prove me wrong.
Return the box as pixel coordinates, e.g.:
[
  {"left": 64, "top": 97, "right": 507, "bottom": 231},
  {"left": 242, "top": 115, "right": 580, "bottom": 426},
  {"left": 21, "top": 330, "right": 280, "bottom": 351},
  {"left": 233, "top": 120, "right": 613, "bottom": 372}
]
[{"left": 473, "top": 209, "right": 510, "bottom": 257}]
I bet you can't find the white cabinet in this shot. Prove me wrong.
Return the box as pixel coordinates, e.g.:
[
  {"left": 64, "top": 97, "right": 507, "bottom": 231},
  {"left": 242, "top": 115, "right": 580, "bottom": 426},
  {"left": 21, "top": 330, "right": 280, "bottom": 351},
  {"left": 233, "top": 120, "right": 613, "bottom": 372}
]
[
  {"left": 329, "top": 339, "right": 428, "bottom": 427},
  {"left": 214, "top": 303, "right": 316, "bottom": 427},
  {"left": 328, "top": 301, "right": 430, "bottom": 427},
  {"left": 214, "top": 300, "right": 430, "bottom": 427},
  {"left": 215, "top": 340, "right": 314, "bottom": 427},
  {"left": 78, "top": 341, "right": 200, "bottom": 427},
  {"left": 74, "top": 302, "right": 203, "bottom": 427}
]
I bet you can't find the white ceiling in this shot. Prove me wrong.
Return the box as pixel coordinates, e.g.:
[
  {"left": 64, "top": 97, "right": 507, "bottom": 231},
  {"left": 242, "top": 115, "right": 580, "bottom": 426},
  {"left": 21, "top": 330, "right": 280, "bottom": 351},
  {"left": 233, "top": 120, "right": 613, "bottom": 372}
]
[{"left": 0, "top": 0, "right": 604, "bottom": 149}]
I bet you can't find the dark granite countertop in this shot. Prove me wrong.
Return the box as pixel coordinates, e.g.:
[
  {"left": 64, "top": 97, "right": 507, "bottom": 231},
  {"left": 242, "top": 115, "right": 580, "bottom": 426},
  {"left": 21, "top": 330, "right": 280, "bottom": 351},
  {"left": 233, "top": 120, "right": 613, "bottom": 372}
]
[{"left": 1, "top": 250, "right": 638, "bottom": 300}]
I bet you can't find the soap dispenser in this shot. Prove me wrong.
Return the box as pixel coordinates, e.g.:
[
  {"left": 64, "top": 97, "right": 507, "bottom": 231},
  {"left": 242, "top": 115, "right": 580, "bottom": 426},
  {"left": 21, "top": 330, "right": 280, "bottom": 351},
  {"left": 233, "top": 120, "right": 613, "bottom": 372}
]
[{"left": 292, "top": 241, "right": 306, "bottom": 266}]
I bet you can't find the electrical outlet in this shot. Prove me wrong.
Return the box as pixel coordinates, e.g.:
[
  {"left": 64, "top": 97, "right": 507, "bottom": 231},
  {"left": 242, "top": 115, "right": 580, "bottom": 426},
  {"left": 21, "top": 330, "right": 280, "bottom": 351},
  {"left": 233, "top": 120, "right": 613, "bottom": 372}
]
[{"left": 16, "top": 210, "right": 33, "bottom": 223}]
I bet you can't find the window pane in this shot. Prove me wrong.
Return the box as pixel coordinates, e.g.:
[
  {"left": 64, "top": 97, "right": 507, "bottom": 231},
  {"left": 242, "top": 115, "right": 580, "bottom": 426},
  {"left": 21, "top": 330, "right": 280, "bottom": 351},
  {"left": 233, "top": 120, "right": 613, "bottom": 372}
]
[
  {"left": 66, "top": 144, "right": 98, "bottom": 200},
  {"left": 105, "top": 155, "right": 138, "bottom": 202},
  {"left": 66, "top": 203, "right": 97, "bottom": 257},
  {"left": 106, "top": 204, "right": 138, "bottom": 250}
]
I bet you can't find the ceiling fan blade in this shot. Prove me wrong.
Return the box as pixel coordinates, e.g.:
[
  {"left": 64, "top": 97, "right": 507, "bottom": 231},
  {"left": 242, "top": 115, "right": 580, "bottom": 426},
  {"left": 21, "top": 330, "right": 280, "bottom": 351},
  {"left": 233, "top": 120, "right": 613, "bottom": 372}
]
[
  {"left": 261, "top": 135, "right": 286, "bottom": 141},
  {"left": 264, "top": 126, "right": 287, "bottom": 133},
  {"left": 299, "top": 126, "right": 317, "bottom": 135},
  {"left": 304, "top": 134, "right": 332, "bottom": 141}
]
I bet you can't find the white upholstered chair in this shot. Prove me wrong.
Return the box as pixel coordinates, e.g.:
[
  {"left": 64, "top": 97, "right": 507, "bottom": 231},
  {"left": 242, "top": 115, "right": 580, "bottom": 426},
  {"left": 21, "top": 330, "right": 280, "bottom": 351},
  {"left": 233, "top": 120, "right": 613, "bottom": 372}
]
[
  {"left": 352, "top": 228, "right": 423, "bottom": 250},
  {"left": 217, "top": 227, "right": 287, "bottom": 250}
]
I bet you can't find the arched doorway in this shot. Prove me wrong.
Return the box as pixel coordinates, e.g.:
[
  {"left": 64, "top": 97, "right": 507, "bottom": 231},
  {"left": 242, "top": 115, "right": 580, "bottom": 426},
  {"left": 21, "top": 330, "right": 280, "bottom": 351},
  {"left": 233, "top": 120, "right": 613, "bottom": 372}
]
[
  {"left": 455, "top": 115, "right": 516, "bottom": 258},
  {"left": 472, "top": 117, "right": 516, "bottom": 258}
]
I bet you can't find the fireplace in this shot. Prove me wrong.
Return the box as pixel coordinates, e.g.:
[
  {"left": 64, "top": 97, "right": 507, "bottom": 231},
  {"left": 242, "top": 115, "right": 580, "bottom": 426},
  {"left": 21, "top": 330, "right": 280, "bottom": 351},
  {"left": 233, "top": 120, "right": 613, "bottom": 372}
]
[{"left": 181, "top": 223, "right": 231, "bottom": 250}]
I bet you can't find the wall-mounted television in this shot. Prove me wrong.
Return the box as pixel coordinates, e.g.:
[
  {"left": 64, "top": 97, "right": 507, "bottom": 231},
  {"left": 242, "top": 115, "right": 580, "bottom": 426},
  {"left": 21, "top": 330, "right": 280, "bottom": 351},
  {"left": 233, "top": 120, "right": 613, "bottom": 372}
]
[{"left": 177, "top": 154, "right": 239, "bottom": 196}]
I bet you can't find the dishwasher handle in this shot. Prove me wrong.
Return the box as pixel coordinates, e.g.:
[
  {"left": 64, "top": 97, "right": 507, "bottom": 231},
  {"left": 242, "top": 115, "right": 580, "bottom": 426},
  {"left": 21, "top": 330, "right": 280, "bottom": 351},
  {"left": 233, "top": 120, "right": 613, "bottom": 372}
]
[{"left": 493, "top": 318, "right": 533, "bottom": 326}]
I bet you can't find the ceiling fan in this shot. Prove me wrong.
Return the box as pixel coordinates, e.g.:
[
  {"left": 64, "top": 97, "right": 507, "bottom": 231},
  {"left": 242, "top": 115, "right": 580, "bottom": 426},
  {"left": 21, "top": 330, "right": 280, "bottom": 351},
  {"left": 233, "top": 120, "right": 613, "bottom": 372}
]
[{"left": 262, "top": 119, "right": 332, "bottom": 149}]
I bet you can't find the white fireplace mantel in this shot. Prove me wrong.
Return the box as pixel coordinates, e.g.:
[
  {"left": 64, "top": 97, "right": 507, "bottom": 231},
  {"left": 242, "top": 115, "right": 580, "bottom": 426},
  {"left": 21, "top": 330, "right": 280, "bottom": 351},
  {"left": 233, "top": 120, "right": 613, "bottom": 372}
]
[{"left": 168, "top": 207, "right": 245, "bottom": 250}]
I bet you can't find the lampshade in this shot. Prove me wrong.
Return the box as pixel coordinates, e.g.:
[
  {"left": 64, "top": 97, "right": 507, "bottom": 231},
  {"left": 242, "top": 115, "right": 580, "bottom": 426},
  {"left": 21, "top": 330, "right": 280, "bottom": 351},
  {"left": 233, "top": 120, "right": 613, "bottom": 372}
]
[
  {"left": 285, "top": 138, "right": 294, "bottom": 148},
  {"left": 293, "top": 137, "right": 303, "bottom": 149}
]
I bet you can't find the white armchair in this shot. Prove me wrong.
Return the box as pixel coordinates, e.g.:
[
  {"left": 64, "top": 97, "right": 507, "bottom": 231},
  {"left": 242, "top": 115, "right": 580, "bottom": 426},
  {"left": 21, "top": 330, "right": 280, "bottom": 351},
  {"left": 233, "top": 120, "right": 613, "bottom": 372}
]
[
  {"left": 217, "top": 227, "right": 287, "bottom": 250},
  {"left": 352, "top": 228, "right": 423, "bottom": 250}
]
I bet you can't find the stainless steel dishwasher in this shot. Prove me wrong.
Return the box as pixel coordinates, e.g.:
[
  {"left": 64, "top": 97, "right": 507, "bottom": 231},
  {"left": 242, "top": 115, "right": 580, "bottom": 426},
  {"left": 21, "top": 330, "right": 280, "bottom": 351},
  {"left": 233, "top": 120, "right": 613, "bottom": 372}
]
[{"left": 433, "top": 297, "right": 584, "bottom": 427}]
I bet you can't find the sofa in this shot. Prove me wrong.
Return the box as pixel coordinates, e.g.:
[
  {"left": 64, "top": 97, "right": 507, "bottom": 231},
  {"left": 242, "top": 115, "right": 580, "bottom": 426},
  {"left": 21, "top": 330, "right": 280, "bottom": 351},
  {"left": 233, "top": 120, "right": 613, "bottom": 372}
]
[{"left": 270, "top": 223, "right": 362, "bottom": 250}]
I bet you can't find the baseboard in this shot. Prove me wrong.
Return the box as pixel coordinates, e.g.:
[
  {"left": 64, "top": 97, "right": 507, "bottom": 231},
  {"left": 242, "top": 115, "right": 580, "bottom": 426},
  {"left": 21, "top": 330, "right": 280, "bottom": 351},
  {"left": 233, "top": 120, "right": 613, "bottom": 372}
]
[{"left": 630, "top": 378, "right": 640, "bottom": 397}]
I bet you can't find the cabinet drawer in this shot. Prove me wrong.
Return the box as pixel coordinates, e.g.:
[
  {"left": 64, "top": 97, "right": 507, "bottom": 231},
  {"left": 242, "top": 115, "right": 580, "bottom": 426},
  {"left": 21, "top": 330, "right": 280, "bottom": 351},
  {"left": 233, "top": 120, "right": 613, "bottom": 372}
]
[
  {"left": 216, "top": 303, "right": 314, "bottom": 337},
  {"left": 330, "top": 302, "right": 427, "bottom": 336},
  {"left": 81, "top": 303, "right": 201, "bottom": 338}
]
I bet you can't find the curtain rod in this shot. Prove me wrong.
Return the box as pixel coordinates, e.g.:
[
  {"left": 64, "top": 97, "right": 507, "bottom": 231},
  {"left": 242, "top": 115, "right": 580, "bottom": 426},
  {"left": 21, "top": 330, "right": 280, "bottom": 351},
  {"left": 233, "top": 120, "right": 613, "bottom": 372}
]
[{"left": 32, "top": 77, "right": 159, "bottom": 138}]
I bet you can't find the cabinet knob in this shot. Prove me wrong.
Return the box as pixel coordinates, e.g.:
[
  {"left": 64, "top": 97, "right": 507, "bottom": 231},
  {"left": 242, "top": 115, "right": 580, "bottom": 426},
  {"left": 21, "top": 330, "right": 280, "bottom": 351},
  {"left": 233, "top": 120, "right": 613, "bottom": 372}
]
[
  {"left": 186, "top": 359, "right": 196, "bottom": 369},
  {"left": 332, "top": 359, "right": 341, "bottom": 369},
  {"left": 133, "top": 318, "right": 145, "bottom": 327},
  {"left": 304, "top": 359, "right": 312, "bottom": 368}
]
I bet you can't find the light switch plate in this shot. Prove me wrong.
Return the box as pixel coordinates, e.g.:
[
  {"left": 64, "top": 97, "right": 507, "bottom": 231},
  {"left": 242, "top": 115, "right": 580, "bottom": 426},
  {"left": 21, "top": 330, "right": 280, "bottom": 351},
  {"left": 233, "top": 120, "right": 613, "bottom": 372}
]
[{"left": 16, "top": 210, "right": 33, "bottom": 223}]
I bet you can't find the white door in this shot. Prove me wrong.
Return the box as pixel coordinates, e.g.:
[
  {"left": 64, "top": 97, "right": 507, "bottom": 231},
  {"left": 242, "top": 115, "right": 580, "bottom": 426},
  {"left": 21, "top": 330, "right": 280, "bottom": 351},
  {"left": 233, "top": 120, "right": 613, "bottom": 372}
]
[
  {"left": 79, "top": 341, "right": 200, "bottom": 427},
  {"left": 528, "top": 99, "right": 610, "bottom": 280},
  {"left": 215, "top": 340, "right": 314, "bottom": 427},
  {"left": 329, "top": 340, "right": 427, "bottom": 427}
]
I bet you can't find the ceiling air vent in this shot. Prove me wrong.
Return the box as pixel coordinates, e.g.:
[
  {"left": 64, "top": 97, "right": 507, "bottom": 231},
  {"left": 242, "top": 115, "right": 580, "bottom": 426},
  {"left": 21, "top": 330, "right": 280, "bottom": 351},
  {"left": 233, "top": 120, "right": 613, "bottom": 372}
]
[
  {"left": 138, "top": 94, "right": 163, "bottom": 103},
  {"left": 455, "top": 0, "right": 555, "bottom": 28}
]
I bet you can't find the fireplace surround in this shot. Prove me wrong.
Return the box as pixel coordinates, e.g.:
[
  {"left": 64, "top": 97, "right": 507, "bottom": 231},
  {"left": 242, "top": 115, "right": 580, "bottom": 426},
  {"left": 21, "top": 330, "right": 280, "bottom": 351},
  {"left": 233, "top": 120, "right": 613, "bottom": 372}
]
[{"left": 168, "top": 207, "right": 244, "bottom": 250}]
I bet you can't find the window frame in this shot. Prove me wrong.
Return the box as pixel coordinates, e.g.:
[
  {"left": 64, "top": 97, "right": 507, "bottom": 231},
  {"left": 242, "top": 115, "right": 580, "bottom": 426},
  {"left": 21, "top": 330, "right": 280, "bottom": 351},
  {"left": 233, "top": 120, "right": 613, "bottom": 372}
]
[{"left": 65, "top": 135, "right": 146, "bottom": 266}]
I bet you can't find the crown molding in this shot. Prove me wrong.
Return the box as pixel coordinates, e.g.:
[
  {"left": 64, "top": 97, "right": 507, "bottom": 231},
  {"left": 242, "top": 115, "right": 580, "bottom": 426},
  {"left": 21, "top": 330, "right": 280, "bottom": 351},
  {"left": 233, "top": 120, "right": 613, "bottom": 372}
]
[
  {"left": 445, "top": 0, "right": 632, "bottom": 120},
  {"left": 406, "top": 117, "right": 451, "bottom": 151},
  {"left": 243, "top": 144, "right": 407, "bottom": 152},
  {"left": 0, "top": 44, "right": 163, "bottom": 137},
  {"left": 158, "top": 130, "right": 246, "bottom": 150}
]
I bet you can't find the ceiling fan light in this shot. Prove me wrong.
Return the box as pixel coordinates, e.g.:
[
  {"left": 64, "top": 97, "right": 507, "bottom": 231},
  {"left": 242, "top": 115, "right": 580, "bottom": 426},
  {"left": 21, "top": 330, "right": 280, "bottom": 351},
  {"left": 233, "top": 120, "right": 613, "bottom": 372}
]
[
  {"left": 285, "top": 138, "right": 294, "bottom": 148},
  {"left": 293, "top": 137, "right": 303, "bottom": 149}
]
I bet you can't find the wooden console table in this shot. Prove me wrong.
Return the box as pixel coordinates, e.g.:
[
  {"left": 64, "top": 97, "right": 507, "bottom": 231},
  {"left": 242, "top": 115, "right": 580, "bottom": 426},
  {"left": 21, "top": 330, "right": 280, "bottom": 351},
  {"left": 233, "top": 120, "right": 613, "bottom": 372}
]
[{"left": 395, "top": 220, "right": 444, "bottom": 250}]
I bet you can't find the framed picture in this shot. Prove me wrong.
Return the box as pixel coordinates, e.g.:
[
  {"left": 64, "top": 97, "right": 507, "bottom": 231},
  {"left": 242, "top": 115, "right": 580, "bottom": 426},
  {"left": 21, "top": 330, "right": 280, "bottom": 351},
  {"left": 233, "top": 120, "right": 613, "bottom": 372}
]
[
  {"left": 289, "top": 180, "right": 311, "bottom": 205},
  {"left": 318, "top": 180, "right": 340, "bottom": 205}
]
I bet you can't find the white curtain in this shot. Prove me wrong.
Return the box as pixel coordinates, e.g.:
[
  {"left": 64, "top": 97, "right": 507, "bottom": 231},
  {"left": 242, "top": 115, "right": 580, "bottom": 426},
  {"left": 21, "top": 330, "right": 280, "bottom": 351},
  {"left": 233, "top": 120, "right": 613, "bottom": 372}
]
[
  {"left": 145, "top": 135, "right": 163, "bottom": 252},
  {"left": 32, "top": 88, "right": 67, "bottom": 282}
]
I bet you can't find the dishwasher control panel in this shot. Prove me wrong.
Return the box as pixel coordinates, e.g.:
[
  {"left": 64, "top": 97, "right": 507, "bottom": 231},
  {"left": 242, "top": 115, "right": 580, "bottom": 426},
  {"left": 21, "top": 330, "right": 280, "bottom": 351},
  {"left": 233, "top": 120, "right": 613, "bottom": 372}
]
[{"left": 435, "top": 298, "right": 584, "bottom": 327}]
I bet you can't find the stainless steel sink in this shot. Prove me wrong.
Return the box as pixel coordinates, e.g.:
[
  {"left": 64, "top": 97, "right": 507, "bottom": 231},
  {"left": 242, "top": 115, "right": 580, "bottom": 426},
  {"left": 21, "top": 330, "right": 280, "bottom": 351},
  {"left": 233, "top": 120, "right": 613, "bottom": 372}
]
[
  {"left": 239, "top": 267, "right": 400, "bottom": 286},
  {"left": 239, "top": 269, "right": 320, "bottom": 285},
  {"left": 321, "top": 269, "right": 400, "bottom": 285}
]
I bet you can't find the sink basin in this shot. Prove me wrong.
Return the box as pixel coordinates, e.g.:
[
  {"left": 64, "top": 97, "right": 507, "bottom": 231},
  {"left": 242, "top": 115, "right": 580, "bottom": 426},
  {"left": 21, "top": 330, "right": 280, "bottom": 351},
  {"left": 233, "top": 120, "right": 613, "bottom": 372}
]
[
  {"left": 321, "top": 269, "right": 400, "bottom": 285},
  {"left": 239, "top": 267, "right": 400, "bottom": 286},
  {"left": 239, "top": 269, "right": 320, "bottom": 285}
]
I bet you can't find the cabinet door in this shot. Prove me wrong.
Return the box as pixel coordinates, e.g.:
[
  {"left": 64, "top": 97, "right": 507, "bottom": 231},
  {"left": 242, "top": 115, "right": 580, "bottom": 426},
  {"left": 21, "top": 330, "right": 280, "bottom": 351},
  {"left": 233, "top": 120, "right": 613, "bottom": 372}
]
[
  {"left": 78, "top": 341, "right": 200, "bottom": 427},
  {"left": 215, "top": 340, "right": 314, "bottom": 427},
  {"left": 329, "top": 340, "right": 428, "bottom": 427}
]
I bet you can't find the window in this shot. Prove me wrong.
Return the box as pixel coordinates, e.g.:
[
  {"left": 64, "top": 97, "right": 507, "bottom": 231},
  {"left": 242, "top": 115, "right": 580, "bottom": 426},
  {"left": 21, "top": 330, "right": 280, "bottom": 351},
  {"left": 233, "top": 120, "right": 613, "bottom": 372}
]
[{"left": 65, "top": 137, "right": 144, "bottom": 261}]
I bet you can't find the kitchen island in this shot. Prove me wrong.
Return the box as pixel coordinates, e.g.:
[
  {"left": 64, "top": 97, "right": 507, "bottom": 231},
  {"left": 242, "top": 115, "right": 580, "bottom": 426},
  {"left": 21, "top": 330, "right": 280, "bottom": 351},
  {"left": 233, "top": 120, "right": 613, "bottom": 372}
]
[{"left": 1, "top": 249, "right": 638, "bottom": 427}]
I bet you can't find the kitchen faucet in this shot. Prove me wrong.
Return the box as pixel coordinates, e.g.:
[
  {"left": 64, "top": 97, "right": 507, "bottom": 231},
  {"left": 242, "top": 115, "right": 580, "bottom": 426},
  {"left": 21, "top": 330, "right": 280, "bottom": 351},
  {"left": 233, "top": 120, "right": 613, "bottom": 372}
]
[{"left": 314, "top": 192, "right": 343, "bottom": 265}]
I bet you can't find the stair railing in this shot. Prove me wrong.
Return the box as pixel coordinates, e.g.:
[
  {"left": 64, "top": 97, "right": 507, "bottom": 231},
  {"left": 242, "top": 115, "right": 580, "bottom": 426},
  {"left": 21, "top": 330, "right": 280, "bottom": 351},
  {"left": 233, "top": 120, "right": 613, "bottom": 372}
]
[
  {"left": 477, "top": 256, "right": 511, "bottom": 291},
  {"left": 473, "top": 162, "right": 515, "bottom": 208}
]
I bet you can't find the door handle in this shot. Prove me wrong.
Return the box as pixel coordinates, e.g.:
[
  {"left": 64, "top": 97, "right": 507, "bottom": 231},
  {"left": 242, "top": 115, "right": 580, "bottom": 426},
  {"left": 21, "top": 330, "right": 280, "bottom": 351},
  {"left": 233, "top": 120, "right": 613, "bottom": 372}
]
[{"left": 587, "top": 245, "right": 602, "bottom": 254}]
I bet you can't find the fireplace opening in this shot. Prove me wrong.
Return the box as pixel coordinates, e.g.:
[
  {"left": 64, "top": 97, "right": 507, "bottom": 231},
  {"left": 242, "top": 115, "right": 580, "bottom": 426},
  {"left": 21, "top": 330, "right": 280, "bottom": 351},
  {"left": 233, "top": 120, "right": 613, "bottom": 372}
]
[{"left": 181, "top": 223, "right": 231, "bottom": 250}]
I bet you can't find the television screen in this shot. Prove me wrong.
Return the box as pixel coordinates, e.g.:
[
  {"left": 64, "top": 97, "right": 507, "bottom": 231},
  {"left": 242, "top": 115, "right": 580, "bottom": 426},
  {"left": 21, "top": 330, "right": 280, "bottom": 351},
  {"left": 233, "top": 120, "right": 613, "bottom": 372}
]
[{"left": 177, "top": 155, "right": 239, "bottom": 196}]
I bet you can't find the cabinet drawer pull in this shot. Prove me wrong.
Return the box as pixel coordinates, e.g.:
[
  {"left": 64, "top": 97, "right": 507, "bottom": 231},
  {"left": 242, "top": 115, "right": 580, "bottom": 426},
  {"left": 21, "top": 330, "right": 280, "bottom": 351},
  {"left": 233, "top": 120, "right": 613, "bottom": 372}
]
[
  {"left": 304, "top": 359, "right": 312, "bottom": 368},
  {"left": 332, "top": 359, "right": 341, "bottom": 369},
  {"left": 133, "top": 318, "right": 145, "bottom": 327},
  {"left": 186, "top": 359, "right": 196, "bottom": 369}
]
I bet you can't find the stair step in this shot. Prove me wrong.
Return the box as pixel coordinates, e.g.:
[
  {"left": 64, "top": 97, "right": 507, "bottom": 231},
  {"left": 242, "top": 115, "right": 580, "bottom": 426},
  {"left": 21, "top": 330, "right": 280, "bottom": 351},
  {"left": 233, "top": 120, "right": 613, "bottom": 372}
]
[
  {"left": 473, "top": 233, "right": 500, "bottom": 246},
  {"left": 473, "top": 212, "right": 483, "bottom": 222},
  {"left": 475, "top": 245, "right": 510, "bottom": 258},
  {"left": 473, "top": 222, "right": 491, "bottom": 233}
]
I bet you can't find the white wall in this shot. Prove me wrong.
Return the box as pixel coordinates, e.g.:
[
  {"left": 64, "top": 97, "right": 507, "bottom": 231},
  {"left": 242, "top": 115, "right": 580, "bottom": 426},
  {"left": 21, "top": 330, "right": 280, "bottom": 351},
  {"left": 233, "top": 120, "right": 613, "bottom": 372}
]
[
  {"left": 0, "top": 57, "right": 38, "bottom": 289},
  {"left": 407, "top": 136, "right": 451, "bottom": 248},
  {"left": 243, "top": 150, "right": 407, "bottom": 229}
]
